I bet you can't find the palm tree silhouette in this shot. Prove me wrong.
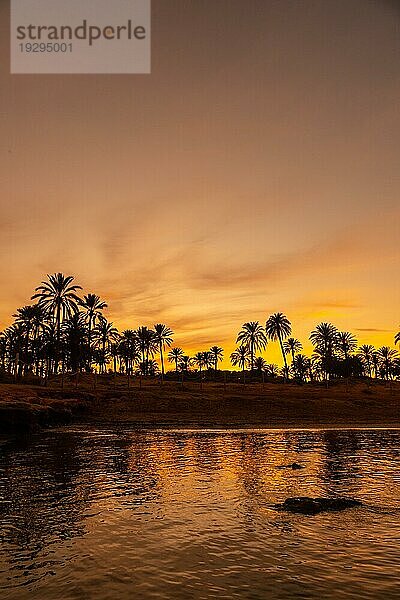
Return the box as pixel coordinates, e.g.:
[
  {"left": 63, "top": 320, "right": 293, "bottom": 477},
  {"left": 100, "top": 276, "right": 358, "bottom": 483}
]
[
  {"left": 371, "top": 351, "right": 380, "bottom": 378},
  {"left": 265, "top": 363, "right": 279, "bottom": 378},
  {"left": 230, "top": 346, "right": 250, "bottom": 373},
  {"left": 179, "top": 355, "right": 191, "bottom": 372},
  {"left": 337, "top": 331, "right": 358, "bottom": 360},
  {"left": 254, "top": 356, "right": 267, "bottom": 373},
  {"left": 40, "top": 321, "right": 57, "bottom": 377},
  {"left": 168, "top": 347, "right": 184, "bottom": 373},
  {"left": 192, "top": 352, "right": 205, "bottom": 374},
  {"left": 265, "top": 313, "right": 292, "bottom": 379},
  {"left": 376, "top": 346, "right": 399, "bottom": 380},
  {"left": 357, "top": 344, "right": 375, "bottom": 378},
  {"left": 136, "top": 327, "right": 156, "bottom": 375},
  {"left": 3, "top": 323, "right": 25, "bottom": 376},
  {"left": 291, "top": 354, "right": 310, "bottom": 382},
  {"left": 310, "top": 322, "right": 338, "bottom": 351},
  {"left": 80, "top": 294, "right": 107, "bottom": 369},
  {"left": 202, "top": 351, "right": 213, "bottom": 370},
  {"left": 62, "top": 313, "right": 87, "bottom": 373},
  {"left": 93, "top": 317, "right": 118, "bottom": 373},
  {"left": 210, "top": 346, "right": 224, "bottom": 371},
  {"left": 29, "top": 304, "right": 47, "bottom": 374},
  {"left": 32, "top": 273, "right": 82, "bottom": 373},
  {"left": 119, "top": 330, "right": 139, "bottom": 375},
  {"left": 1, "top": 269, "right": 399, "bottom": 385},
  {"left": 153, "top": 324, "right": 174, "bottom": 380},
  {"left": 236, "top": 321, "right": 267, "bottom": 371},
  {"left": 309, "top": 322, "right": 338, "bottom": 381},
  {"left": 13, "top": 305, "right": 44, "bottom": 373},
  {"left": 283, "top": 337, "right": 303, "bottom": 378},
  {"left": 138, "top": 359, "right": 160, "bottom": 377}
]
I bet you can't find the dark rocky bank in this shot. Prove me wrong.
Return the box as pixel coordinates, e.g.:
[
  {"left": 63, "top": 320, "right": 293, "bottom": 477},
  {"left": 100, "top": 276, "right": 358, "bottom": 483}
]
[{"left": 275, "top": 496, "right": 363, "bottom": 515}]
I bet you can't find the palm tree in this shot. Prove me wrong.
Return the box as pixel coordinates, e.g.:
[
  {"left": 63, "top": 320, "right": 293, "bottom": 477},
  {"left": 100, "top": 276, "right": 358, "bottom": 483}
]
[
  {"left": 179, "top": 355, "right": 191, "bottom": 372},
  {"left": 202, "top": 351, "right": 213, "bottom": 370},
  {"left": 3, "top": 324, "right": 25, "bottom": 376},
  {"left": 92, "top": 348, "right": 108, "bottom": 374},
  {"left": 62, "top": 313, "right": 87, "bottom": 373},
  {"left": 309, "top": 322, "right": 338, "bottom": 381},
  {"left": 337, "top": 331, "right": 358, "bottom": 360},
  {"left": 210, "top": 346, "right": 224, "bottom": 371},
  {"left": 13, "top": 304, "right": 45, "bottom": 373},
  {"left": 135, "top": 327, "right": 156, "bottom": 375},
  {"left": 138, "top": 359, "right": 160, "bottom": 377},
  {"left": 265, "top": 313, "right": 292, "bottom": 379},
  {"left": 357, "top": 344, "right": 375, "bottom": 378},
  {"left": 40, "top": 321, "right": 57, "bottom": 377},
  {"left": 283, "top": 337, "right": 303, "bottom": 378},
  {"left": 291, "top": 354, "right": 310, "bottom": 382},
  {"left": 119, "top": 330, "right": 139, "bottom": 375},
  {"left": 376, "top": 346, "right": 399, "bottom": 380},
  {"left": 254, "top": 356, "right": 267, "bottom": 373},
  {"left": 32, "top": 273, "right": 82, "bottom": 373},
  {"left": 153, "top": 324, "right": 173, "bottom": 379},
  {"left": 192, "top": 352, "right": 205, "bottom": 374},
  {"left": 265, "top": 363, "right": 279, "bottom": 378},
  {"left": 110, "top": 341, "right": 120, "bottom": 374},
  {"left": 236, "top": 322, "right": 267, "bottom": 370},
  {"left": 395, "top": 329, "right": 400, "bottom": 347},
  {"left": 0, "top": 335, "right": 7, "bottom": 371},
  {"left": 168, "top": 347, "right": 184, "bottom": 373},
  {"left": 310, "top": 322, "right": 338, "bottom": 348},
  {"left": 230, "top": 346, "right": 250, "bottom": 373},
  {"left": 80, "top": 294, "right": 107, "bottom": 369},
  {"left": 93, "top": 318, "right": 119, "bottom": 373},
  {"left": 371, "top": 351, "right": 380, "bottom": 379},
  {"left": 29, "top": 304, "right": 47, "bottom": 374}
]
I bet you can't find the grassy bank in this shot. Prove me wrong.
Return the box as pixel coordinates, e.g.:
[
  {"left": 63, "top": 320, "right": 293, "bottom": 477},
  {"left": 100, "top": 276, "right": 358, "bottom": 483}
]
[{"left": 0, "top": 376, "right": 399, "bottom": 433}]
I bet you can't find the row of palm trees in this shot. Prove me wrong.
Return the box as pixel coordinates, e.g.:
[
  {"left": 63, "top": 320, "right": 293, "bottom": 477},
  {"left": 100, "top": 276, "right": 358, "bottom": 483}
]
[
  {"left": 232, "top": 319, "right": 400, "bottom": 382},
  {"left": 0, "top": 273, "right": 399, "bottom": 382}
]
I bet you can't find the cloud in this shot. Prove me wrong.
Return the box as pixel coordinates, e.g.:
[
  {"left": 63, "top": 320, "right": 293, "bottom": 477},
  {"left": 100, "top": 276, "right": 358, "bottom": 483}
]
[{"left": 355, "top": 328, "right": 392, "bottom": 333}]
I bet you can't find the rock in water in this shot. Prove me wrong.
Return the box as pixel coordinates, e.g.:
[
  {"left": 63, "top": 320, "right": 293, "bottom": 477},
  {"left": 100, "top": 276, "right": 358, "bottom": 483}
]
[{"left": 275, "top": 497, "right": 362, "bottom": 515}]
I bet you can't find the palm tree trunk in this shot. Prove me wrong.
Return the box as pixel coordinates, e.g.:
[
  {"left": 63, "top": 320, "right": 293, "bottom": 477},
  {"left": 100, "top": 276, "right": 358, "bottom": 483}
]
[
  {"left": 88, "top": 315, "right": 92, "bottom": 372},
  {"left": 160, "top": 342, "right": 164, "bottom": 379},
  {"left": 102, "top": 338, "right": 106, "bottom": 374},
  {"left": 24, "top": 325, "right": 31, "bottom": 375},
  {"left": 55, "top": 303, "right": 61, "bottom": 374},
  {"left": 34, "top": 327, "right": 40, "bottom": 375},
  {"left": 145, "top": 347, "right": 150, "bottom": 376},
  {"left": 278, "top": 331, "right": 288, "bottom": 380}
]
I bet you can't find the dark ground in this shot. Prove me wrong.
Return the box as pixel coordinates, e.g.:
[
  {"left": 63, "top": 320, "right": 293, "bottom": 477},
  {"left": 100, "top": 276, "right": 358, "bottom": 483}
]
[{"left": 0, "top": 376, "right": 399, "bottom": 433}]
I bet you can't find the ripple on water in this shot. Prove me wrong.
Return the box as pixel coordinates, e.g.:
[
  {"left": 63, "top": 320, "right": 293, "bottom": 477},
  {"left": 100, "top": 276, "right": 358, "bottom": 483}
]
[{"left": 1, "top": 427, "right": 400, "bottom": 599}]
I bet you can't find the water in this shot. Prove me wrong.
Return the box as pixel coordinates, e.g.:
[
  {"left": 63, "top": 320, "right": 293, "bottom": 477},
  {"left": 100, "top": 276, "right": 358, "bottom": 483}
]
[{"left": 1, "top": 427, "right": 400, "bottom": 599}]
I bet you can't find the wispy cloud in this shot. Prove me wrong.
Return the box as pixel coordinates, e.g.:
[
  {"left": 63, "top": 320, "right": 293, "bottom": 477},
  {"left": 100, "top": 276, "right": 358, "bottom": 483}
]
[{"left": 356, "top": 328, "right": 392, "bottom": 333}]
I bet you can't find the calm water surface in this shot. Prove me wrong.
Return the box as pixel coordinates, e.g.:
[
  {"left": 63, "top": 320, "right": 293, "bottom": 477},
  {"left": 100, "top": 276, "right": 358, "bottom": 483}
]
[{"left": 1, "top": 426, "right": 400, "bottom": 599}]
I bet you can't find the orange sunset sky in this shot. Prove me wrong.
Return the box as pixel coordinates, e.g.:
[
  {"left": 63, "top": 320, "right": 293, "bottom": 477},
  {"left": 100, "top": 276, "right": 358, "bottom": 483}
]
[{"left": 1, "top": 0, "right": 399, "bottom": 367}]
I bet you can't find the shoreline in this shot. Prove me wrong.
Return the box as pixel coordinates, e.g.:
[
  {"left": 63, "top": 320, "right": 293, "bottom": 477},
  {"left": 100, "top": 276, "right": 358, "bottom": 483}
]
[{"left": 0, "top": 378, "right": 399, "bottom": 434}]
